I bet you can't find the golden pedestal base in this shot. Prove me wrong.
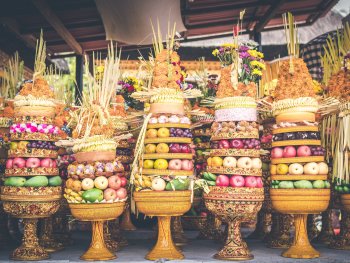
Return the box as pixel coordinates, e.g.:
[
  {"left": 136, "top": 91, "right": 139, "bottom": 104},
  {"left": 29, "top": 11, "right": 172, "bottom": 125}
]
[
  {"left": 69, "top": 202, "right": 125, "bottom": 261},
  {"left": 270, "top": 189, "right": 330, "bottom": 259},
  {"left": 1, "top": 186, "right": 61, "bottom": 261},
  {"left": 204, "top": 187, "right": 264, "bottom": 261},
  {"left": 134, "top": 190, "right": 191, "bottom": 260}
]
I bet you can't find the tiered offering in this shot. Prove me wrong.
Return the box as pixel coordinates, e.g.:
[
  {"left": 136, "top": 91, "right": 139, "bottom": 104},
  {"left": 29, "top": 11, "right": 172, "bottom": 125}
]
[
  {"left": 269, "top": 13, "right": 330, "bottom": 259},
  {"left": 60, "top": 44, "right": 127, "bottom": 261},
  {"left": 131, "top": 25, "right": 199, "bottom": 260},
  {"left": 1, "top": 34, "right": 62, "bottom": 261},
  {"left": 204, "top": 23, "right": 265, "bottom": 260}
]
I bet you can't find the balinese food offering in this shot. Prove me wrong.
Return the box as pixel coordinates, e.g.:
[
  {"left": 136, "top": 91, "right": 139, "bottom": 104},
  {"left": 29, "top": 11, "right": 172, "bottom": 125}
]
[
  {"left": 203, "top": 11, "right": 265, "bottom": 260},
  {"left": 269, "top": 13, "right": 330, "bottom": 259}
]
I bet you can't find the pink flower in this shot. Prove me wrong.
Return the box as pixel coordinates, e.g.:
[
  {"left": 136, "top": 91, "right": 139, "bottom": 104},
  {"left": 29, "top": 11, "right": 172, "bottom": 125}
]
[{"left": 30, "top": 127, "right": 38, "bottom": 133}]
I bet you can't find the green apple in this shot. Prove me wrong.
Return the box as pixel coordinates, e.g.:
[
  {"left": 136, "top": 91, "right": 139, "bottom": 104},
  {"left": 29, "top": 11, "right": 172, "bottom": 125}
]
[
  {"left": 196, "top": 150, "right": 203, "bottom": 156},
  {"left": 294, "top": 180, "right": 313, "bottom": 189},
  {"left": 194, "top": 138, "right": 202, "bottom": 144},
  {"left": 261, "top": 162, "right": 269, "bottom": 172},
  {"left": 278, "top": 181, "right": 294, "bottom": 189}
]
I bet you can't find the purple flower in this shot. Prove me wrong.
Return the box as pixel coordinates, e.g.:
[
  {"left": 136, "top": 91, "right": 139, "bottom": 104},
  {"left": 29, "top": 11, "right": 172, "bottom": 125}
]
[
  {"left": 219, "top": 47, "right": 224, "bottom": 53},
  {"left": 239, "top": 52, "right": 250, "bottom": 59},
  {"left": 188, "top": 83, "right": 193, "bottom": 89},
  {"left": 243, "top": 64, "right": 250, "bottom": 73},
  {"left": 239, "top": 46, "right": 249, "bottom": 52}
]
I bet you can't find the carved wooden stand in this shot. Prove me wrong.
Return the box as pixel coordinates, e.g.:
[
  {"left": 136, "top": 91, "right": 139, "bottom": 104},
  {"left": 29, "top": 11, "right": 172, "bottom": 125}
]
[
  {"left": 197, "top": 213, "right": 223, "bottom": 240},
  {"left": 329, "top": 210, "right": 350, "bottom": 249},
  {"left": 315, "top": 210, "right": 334, "bottom": 244},
  {"left": 11, "top": 218, "right": 49, "bottom": 261},
  {"left": 104, "top": 222, "right": 119, "bottom": 252},
  {"left": 171, "top": 216, "right": 187, "bottom": 246},
  {"left": 266, "top": 213, "right": 292, "bottom": 248}
]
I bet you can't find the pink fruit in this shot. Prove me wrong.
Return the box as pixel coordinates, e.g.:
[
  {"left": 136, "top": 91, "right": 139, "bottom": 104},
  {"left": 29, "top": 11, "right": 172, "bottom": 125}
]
[
  {"left": 245, "top": 176, "right": 258, "bottom": 188},
  {"left": 200, "top": 212, "right": 208, "bottom": 217},
  {"left": 271, "top": 147, "right": 283, "bottom": 158},
  {"left": 168, "top": 159, "right": 182, "bottom": 170},
  {"left": 180, "top": 144, "right": 191, "bottom": 153},
  {"left": 104, "top": 188, "right": 117, "bottom": 201},
  {"left": 108, "top": 175, "right": 122, "bottom": 190},
  {"left": 181, "top": 160, "right": 193, "bottom": 171},
  {"left": 116, "top": 188, "right": 127, "bottom": 199},
  {"left": 52, "top": 161, "right": 57, "bottom": 168},
  {"left": 169, "top": 143, "right": 181, "bottom": 153},
  {"left": 256, "top": 177, "right": 263, "bottom": 188},
  {"left": 216, "top": 175, "right": 230, "bottom": 187},
  {"left": 229, "top": 175, "right": 245, "bottom": 187},
  {"left": 13, "top": 157, "right": 26, "bottom": 168},
  {"left": 283, "top": 146, "right": 297, "bottom": 158},
  {"left": 25, "top": 157, "right": 41, "bottom": 168},
  {"left": 218, "top": 140, "right": 230, "bottom": 149},
  {"left": 120, "top": 177, "right": 127, "bottom": 187},
  {"left": 230, "top": 139, "right": 244, "bottom": 149},
  {"left": 297, "top": 146, "right": 312, "bottom": 157},
  {"left": 6, "top": 159, "right": 13, "bottom": 169},
  {"left": 40, "top": 158, "right": 54, "bottom": 168}
]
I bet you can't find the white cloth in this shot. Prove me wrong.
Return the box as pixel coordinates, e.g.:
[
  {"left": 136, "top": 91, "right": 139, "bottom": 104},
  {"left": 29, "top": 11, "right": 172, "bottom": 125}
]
[{"left": 95, "top": 0, "right": 186, "bottom": 45}]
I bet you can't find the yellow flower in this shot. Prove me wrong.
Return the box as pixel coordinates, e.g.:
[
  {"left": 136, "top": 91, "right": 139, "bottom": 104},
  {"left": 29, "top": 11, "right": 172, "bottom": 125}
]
[
  {"left": 252, "top": 68, "right": 262, "bottom": 76},
  {"left": 222, "top": 43, "right": 237, "bottom": 49},
  {"left": 248, "top": 49, "right": 258, "bottom": 58},
  {"left": 96, "top": 65, "right": 104, "bottom": 73},
  {"left": 256, "top": 51, "right": 264, "bottom": 59},
  {"left": 212, "top": 49, "right": 219, "bottom": 56}
]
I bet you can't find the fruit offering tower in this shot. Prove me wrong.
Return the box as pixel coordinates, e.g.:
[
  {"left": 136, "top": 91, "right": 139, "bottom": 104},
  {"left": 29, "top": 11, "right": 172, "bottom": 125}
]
[
  {"left": 1, "top": 33, "right": 62, "bottom": 261},
  {"left": 60, "top": 44, "right": 128, "bottom": 261},
  {"left": 204, "top": 36, "right": 265, "bottom": 259},
  {"left": 269, "top": 12, "right": 330, "bottom": 259},
  {"left": 131, "top": 24, "right": 200, "bottom": 261}
]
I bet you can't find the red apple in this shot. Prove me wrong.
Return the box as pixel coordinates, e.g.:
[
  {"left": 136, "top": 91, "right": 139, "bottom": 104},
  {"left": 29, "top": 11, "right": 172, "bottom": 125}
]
[
  {"left": 181, "top": 160, "right": 193, "bottom": 171},
  {"left": 52, "top": 160, "right": 57, "bottom": 168},
  {"left": 120, "top": 177, "right": 127, "bottom": 187},
  {"left": 6, "top": 159, "right": 13, "bottom": 169},
  {"left": 229, "top": 175, "right": 245, "bottom": 187},
  {"left": 218, "top": 140, "right": 230, "bottom": 149},
  {"left": 230, "top": 139, "right": 244, "bottom": 149},
  {"left": 26, "top": 157, "right": 41, "bottom": 168},
  {"left": 108, "top": 175, "right": 122, "bottom": 190},
  {"left": 245, "top": 176, "right": 258, "bottom": 188},
  {"left": 116, "top": 188, "right": 127, "bottom": 199},
  {"left": 180, "top": 144, "right": 191, "bottom": 153},
  {"left": 104, "top": 188, "right": 117, "bottom": 201},
  {"left": 169, "top": 159, "right": 182, "bottom": 170},
  {"left": 256, "top": 177, "right": 263, "bottom": 188},
  {"left": 40, "top": 158, "right": 54, "bottom": 168},
  {"left": 297, "top": 146, "right": 311, "bottom": 157},
  {"left": 282, "top": 146, "right": 297, "bottom": 158},
  {"left": 271, "top": 147, "right": 283, "bottom": 158},
  {"left": 169, "top": 143, "right": 181, "bottom": 153},
  {"left": 13, "top": 157, "right": 26, "bottom": 168},
  {"left": 216, "top": 175, "right": 230, "bottom": 187},
  {"left": 200, "top": 212, "right": 208, "bottom": 217}
]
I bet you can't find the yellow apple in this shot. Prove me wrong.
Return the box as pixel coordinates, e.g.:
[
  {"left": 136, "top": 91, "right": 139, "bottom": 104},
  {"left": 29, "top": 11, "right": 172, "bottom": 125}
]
[
  {"left": 143, "top": 160, "right": 154, "bottom": 169},
  {"left": 145, "top": 144, "right": 156, "bottom": 153},
  {"left": 18, "top": 141, "right": 29, "bottom": 150},
  {"left": 156, "top": 143, "right": 169, "bottom": 153},
  {"left": 211, "top": 156, "right": 223, "bottom": 167},
  {"left": 276, "top": 163, "right": 288, "bottom": 175},
  {"left": 207, "top": 157, "right": 212, "bottom": 166},
  {"left": 157, "top": 127, "right": 170, "bottom": 138},
  {"left": 146, "top": 129, "right": 158, "bottom": 138},
  {"left": 270, "top": 164, "right": 277, "bottom": 175},
  {"left": 154, "top": 159, "right": 168, "bottom": 170}
]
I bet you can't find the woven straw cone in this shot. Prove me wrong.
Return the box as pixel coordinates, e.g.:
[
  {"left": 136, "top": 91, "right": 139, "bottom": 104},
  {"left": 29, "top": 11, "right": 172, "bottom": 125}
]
[
  {"left": 271, "top": 156, "right": 324, "bottom": 164},
  {"left": 273, "top": 126, "right": 318, "bottom": 134},
  {"left": 272, "top": 140, "right": 321, "bottom": 147},
  {"left": 341, "top": 194, "right": 350, "bottom": 212}
]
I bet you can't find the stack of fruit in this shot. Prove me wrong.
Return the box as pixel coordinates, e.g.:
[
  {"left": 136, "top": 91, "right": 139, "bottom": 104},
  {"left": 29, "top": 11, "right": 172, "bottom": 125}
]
[
  {"left": 134, "top": 114, "right": 193, "bottom": 191},
  {"left": 269, "top": 12, "right": 330, "bottom": 259},
  {"left": 193, "top": 125, "right": 211, "bottom": 174}
]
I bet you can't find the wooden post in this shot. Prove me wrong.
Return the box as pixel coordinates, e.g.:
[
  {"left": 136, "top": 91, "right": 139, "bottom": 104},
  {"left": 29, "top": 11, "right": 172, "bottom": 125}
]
[{"left": 75, "top": 55, "right": 83, "bottom": 105}]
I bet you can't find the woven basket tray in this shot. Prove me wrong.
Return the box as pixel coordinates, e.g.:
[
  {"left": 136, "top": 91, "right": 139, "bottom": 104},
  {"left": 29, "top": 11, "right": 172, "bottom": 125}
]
[
  {"left": 211, "top": 130, "right": 259, "bottom": 140},
  {"left": 142, "top": 169, "right": 193, "bottom": 176},
  {"left": 210, "top": 148, "right": 260, "bottom": 158},
  {"left": 206, "top": 166, "right": 262, "bottom": 176},
  {"left": 10, "top": 133, "right": 58, "bottom": 142},
  {"left": 271, "top": 174, "right": 328, "bottom": 180},
  {"left": 147, "top": 123, "right": 190, "bottom": 129},
  {"left": 5, "top": 167, "right": 59, "bottom": 177},
  {"left": 144, "top": 137, "right": 191, "bottom": 144},
  {"left": 271, "top": 156, "right": 324, "bottom": 164},
  {"left": 272, "top": 140, "right": 321, "bottom": 147},
  {"left": 273, "top": 126, "right": 319, "bottom": 134},
  {"left": 143, "top": 153, "right": 193, "bottom": 160},
  {"left": 8, "top": 148, "right": 58, "bottom": 159}
]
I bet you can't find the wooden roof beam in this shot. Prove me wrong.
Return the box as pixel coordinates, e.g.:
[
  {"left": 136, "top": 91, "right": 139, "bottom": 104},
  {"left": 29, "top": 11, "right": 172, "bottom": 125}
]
[
  {"left": 254, "top": 0, "right": 286, "bottom": 32},
  {"left": 32, "top": 0, "right": 83, "bottom": 55}
]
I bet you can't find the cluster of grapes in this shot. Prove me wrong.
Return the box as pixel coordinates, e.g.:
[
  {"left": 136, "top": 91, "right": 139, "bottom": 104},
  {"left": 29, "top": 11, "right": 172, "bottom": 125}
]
[
  {"left": 116, "top": 149, "right": 132, "bottom": 155},
  {"left": 310, "top": 146, "right": 326, "bottom": 156},
  {"left": 273, "top": 131, "right": 320, "bottom": 141},
  {"left": 27, "top": 141, "right": 58, "bottom": 150},
  {"left": 169, "top": 128, "right": 193, "bottom": 138},
  {"left": 242, "top": 138, "right": 261, "bottom": 149}
]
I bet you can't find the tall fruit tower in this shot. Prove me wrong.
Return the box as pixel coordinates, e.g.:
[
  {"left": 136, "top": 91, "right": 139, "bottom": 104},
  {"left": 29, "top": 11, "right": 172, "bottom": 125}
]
[{"left": 203, "top": 14, "right": 265, "bottom": 260}]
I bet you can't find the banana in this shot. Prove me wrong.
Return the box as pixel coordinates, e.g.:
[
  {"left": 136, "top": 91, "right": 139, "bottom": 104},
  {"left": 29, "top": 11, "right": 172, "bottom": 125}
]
[
  {"left": 65, "top": 188, "right": 72, "bottom": 194},
  {"left": 145, "top": 180, "right": 152, "bottom": 188}
]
